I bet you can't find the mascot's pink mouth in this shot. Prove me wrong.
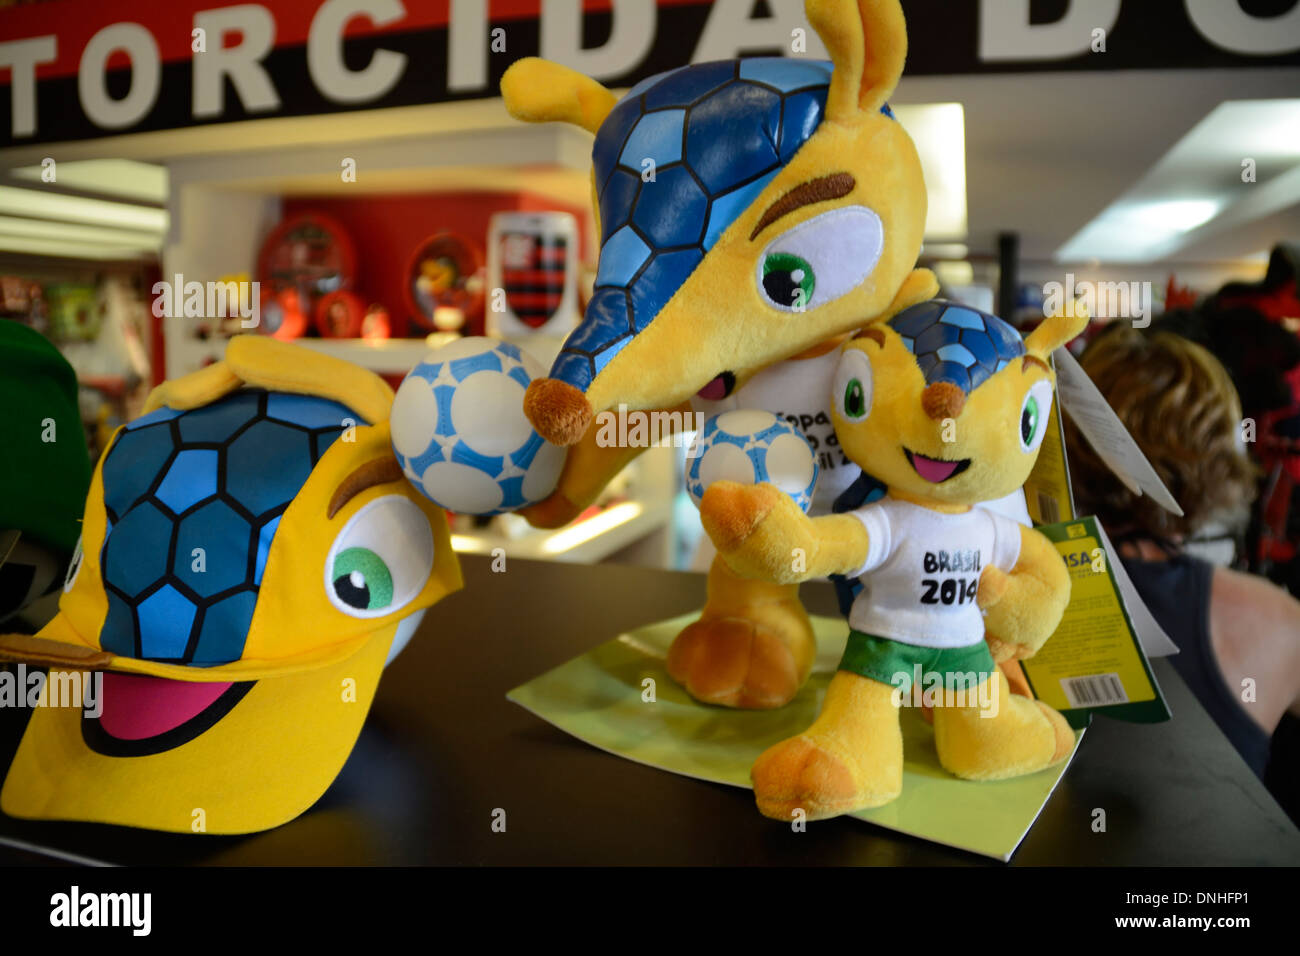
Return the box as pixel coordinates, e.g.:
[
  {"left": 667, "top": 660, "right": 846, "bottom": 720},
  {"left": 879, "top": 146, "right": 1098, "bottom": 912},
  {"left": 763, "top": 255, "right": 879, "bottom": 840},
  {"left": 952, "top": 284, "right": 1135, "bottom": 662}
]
[
  {"left": 697, "top": 371, "right": 736, "bottom": 401},
  {"left": 82, "top": 671, "right": 254, "bottom": 756},
  {"left": 905, "top": 449, "right": 971, "bottom": 483}
]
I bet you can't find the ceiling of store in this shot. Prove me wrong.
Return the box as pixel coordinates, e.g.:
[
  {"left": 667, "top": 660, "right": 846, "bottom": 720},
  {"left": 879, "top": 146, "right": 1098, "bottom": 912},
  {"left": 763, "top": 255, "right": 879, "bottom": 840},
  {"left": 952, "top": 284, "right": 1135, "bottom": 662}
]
[{"left": 894, "top": 67, "right": 1300, "bottom": 270}]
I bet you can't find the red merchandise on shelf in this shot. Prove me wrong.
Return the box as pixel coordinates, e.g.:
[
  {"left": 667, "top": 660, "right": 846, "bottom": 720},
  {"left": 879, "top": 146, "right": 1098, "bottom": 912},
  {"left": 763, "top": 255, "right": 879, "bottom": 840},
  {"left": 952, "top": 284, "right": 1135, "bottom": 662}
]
[
  {"left": 314, "top": 290, "right": 367, "bottom": 338},
  {"left": 281, "top": 192, "right": 590, "bottom": 337},
  {"left": 257, "top": 212, "right": 357, "bottom": 320},
  {"left": 405, "top": 232, "right": 484, "bottom": 332}
]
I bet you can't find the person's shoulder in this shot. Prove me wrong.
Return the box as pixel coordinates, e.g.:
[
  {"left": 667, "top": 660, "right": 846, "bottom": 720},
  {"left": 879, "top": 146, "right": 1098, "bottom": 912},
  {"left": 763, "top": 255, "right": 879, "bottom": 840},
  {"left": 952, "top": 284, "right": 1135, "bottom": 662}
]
[{"left": 1210, "top": 566, "right": 1300, "bottom": 633}]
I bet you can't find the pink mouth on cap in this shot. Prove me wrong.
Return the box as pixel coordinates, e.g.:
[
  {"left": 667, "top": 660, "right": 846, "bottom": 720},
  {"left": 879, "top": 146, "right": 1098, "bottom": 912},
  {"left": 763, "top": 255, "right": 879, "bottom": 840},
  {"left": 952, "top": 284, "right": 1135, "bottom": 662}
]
[
  {"left": 83, "top": 671, "right": 256, "bottom": 757},
  {"left": 696, "top": 371, "right": 735, "bottom": 401},
  {"left": 99, "top": 672, "right": 234, "bottom": 740},
  {"left": 905, "top": 450, "right": 971, "bottom": 483}
]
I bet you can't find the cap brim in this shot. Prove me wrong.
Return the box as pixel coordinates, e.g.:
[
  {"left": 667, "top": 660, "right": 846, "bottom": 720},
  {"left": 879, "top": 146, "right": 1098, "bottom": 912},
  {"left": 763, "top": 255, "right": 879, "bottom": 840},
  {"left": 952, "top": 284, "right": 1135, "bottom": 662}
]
[
  {"left": 0, "top": 611, "right": 375, "bottom": 683},
  {"left": 1, "top": 620, "right": 396, "bottom": 835}
]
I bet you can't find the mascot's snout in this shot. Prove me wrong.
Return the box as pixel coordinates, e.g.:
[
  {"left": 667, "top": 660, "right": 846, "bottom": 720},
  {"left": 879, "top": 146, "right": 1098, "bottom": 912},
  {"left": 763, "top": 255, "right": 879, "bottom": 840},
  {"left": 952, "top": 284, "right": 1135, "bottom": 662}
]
[{"left": 525, "top": 377, "right": 593, "bottom": 446}]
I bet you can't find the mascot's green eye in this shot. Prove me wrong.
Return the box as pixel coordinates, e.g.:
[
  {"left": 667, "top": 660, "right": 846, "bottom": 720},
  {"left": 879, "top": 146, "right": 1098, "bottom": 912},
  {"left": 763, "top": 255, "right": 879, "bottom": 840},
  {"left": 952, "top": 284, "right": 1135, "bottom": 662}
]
[
  {"left": 843, "top": 379, "right": 867, "bottom": 419},
  {"left": 1018, "top": 381, "right": 1055, "bottom": 453},
  {"left": 1021, "top": 396, "right": 1039, "bottom": 444},
  {"left": 832, "top": 347, "right": 873, "bottom": 423},
  {"left": 324, "top": 495, "right": 434, "bottom": 619},
  {"left": 331, "top": 547, "right": 394, "bottom": 611},
  {"left": 756, "top": 207, "right": 884, "bottom": 312},
  {"left": 762, "top": 252, "right": 816, "bottom": 309}
]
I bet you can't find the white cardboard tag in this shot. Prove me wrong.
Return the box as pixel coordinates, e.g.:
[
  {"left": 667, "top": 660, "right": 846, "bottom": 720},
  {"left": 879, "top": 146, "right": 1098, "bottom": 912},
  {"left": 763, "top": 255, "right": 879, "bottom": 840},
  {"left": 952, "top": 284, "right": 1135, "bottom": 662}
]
[
  {"left": 1053, "top": 346, "right": 1184, "bottom": 517},
  {"left": 1093, "top": 519, "right": 1180, "bottom": 658}
]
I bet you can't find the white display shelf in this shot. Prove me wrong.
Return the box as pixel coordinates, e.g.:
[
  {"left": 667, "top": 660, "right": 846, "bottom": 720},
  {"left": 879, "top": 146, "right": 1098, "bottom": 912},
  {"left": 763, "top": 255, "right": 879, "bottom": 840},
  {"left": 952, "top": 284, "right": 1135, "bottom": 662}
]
[
  {"left": 295, "top": 336, "right": 448, "bottom": 373},
  {"left": 450, "top": 500, "right": 674, "bottom": 566},
  {"left": 168, "top": 336, "right": 439, "bottom": 377},
  {"left": 169, "top": 331, "right": 538, "bottom": 376}
]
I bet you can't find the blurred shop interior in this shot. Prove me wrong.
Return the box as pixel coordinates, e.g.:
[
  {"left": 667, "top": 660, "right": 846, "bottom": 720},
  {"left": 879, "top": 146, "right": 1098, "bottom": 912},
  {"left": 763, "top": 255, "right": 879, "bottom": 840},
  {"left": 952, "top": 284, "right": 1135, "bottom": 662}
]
[{"left": 2, "top": 0, "right": 1299, "bottom": 587}]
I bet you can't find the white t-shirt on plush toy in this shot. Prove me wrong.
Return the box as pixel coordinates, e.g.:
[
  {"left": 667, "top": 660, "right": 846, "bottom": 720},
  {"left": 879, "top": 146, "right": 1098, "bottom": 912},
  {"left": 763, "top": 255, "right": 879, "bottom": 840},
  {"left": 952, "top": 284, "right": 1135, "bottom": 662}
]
[{"left": 846, "top": 498, "right": 1023, "bottom": 649}]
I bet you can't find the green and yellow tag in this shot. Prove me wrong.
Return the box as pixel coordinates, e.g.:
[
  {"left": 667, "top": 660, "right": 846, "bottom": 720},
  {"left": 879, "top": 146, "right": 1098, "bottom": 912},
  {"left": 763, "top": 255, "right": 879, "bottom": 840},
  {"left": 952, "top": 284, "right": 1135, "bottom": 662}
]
[{"left": 1022, "top": 516, "right": 1171, "bottom": 728}]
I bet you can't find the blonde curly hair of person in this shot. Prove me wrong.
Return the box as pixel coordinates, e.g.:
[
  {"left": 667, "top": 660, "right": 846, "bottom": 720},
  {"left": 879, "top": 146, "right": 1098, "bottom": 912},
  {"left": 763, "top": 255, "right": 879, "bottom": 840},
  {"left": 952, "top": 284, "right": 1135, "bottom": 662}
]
[{"left": 1065, "top": 324, "right": 1257, "bottom": 540}]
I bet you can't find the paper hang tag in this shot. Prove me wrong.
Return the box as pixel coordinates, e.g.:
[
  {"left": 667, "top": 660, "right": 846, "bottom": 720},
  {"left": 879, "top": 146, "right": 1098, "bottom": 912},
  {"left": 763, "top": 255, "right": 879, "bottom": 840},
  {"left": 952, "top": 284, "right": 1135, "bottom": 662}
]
[
  {"left": 1023, "top": 388, "right": 1074, "bottom": 527},
  {"left": 1021, "top": 516, "right": 1172, "bottom": 728},
  {"left": 1052, "top": 346, "right": 1185, "bottom": 517},
  {"left": 1093, "top": 519, "right": 1180, "bottom": 658}
]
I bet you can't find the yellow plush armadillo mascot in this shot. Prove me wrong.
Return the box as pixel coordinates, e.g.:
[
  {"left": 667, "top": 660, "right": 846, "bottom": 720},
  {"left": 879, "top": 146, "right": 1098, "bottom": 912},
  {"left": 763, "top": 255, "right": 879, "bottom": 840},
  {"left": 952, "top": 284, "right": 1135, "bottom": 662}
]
[
  {"left": 701, "top": 301, "right": 1088, "bottom": 819},
  {"left": 502, "top": 0, "right": 937, "bottom": 709}
]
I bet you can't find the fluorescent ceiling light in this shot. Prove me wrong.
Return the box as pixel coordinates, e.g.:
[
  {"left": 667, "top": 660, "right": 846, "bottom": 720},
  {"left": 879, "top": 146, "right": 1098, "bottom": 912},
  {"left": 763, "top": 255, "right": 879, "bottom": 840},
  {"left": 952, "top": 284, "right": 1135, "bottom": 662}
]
[
  {"left": 0, "top": 215, "right": 162, "bottom": 250},
  {"left": 1128, "top": 199, "right": 1221, "bottom": 233},
  {"left": 1057, "top": 99, "right": 1300, "bottom": 263},
  {"left": 0, "top": 186, "right": 168, "bottom": 234},
  {"left": 0, "top": 234, "right": 157, "bottom": 260},
  {"left": 10, "top": 159, "right": 168, "bottom": 205},
  {"left": 895, "top": 104, "right": 967, "bottom": 241}
]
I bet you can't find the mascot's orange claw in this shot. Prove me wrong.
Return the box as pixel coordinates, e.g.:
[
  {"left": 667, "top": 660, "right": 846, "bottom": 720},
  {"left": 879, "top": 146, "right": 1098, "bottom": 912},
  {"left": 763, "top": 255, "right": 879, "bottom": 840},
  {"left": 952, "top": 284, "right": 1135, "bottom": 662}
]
[{"left": 699, "top": 482, "right": 782, "bottom": 553}]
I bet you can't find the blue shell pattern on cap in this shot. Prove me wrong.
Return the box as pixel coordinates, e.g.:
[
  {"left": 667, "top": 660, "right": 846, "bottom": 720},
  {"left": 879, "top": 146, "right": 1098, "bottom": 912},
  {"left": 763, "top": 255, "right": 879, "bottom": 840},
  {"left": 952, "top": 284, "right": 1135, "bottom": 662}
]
[
  {"left": 887, "top": 299, "right": 1026, "bottom": 394},
  {"left": 96, "top": 389, "right": 363, "bottom": 666},
  {"left": 549, "top": 57, "right": 896, "bottom": 392}
]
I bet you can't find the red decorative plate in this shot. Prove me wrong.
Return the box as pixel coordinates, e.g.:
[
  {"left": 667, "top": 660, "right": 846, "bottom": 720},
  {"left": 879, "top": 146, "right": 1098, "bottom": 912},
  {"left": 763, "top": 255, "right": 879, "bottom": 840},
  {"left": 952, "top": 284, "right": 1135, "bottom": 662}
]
[
  {"left": 257, "top": 212, "right": 357, "bottom": 319},
  {"left": 404, "top": 232, "right": 484, "bottom": 331},
  {"left": 314, "top": 290, "right": 367, "bottom": 339}
]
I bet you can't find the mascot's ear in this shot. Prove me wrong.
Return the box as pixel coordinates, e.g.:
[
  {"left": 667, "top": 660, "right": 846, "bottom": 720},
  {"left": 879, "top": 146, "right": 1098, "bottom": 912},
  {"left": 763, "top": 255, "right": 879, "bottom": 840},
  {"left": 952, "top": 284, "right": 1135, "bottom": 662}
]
[
  {"left": 1025, "top": 300, "right": 1090, "bottom": 361},
  {"left": 500, "top": 58, "right": 618, "bottom": 135},
  {"left": 807, "top": 0, "right": 908, "bottom": 121}
]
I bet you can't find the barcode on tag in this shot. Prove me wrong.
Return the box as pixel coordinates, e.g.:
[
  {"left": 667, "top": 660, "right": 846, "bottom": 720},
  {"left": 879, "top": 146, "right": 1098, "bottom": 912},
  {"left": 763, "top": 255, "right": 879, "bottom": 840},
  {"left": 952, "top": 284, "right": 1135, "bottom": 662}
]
[
  {"left": 1060, "top": 673, "right": 1129, "bottom": 708},
  {"left": 1036, "top": 491, "right": 1060, "bottom": 525}
]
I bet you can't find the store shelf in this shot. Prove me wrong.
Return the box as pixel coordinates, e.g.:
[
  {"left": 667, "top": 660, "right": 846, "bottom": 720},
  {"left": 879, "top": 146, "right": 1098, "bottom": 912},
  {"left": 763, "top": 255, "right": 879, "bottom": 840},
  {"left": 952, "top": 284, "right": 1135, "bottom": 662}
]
[
  {"left": 450, "top": 500, "right": 674, "bottom": 565},
  {"left": 296, "top": 336, "right": 453, "bottom": 373},
  {"left": 167, "top": 333, "right": 463, "bottom": 377}
]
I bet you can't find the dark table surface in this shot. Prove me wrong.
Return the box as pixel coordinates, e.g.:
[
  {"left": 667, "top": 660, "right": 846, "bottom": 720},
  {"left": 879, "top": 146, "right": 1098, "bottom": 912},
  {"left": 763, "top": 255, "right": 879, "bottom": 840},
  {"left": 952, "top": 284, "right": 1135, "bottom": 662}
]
[{"left": 2, "top": 554, "right": 1298, "bottom": 866}]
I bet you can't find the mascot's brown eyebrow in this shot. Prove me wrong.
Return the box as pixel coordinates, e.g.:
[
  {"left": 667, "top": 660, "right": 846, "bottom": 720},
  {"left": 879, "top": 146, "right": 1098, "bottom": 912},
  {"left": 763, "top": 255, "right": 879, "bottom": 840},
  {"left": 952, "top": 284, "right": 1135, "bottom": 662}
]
[
  {"left": 327, "top": 457, "right": 405, "bottom": 519},
  {"left": 750, "top": 173, "right": 856, "bottom": 240},
  {"left": 1022, "top": 355, "right": 1051, "bottom": 373}
]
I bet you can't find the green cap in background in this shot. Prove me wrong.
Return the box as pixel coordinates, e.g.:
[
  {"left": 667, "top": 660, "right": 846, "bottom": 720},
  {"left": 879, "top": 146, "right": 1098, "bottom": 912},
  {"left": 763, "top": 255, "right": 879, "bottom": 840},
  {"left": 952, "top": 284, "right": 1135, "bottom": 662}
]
[{"left": 0, "top": 320, "right": 92, "bottom": 556}]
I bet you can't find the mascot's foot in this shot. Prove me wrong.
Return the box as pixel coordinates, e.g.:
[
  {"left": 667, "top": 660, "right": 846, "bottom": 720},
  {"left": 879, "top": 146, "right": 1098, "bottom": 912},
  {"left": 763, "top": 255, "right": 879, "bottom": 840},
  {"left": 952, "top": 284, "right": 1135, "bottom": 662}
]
[
  {"left": 751, "top": 672, "right": 904, "bottom": 821},
  {"left": 666, "top": 616, "right": 805, "bottom": 709},
  {"left": 666, "top": 553, "right": 817, "bottom": 709},
  {"left": 934, "top": 671, "right": 1075, "bottom": 781}
]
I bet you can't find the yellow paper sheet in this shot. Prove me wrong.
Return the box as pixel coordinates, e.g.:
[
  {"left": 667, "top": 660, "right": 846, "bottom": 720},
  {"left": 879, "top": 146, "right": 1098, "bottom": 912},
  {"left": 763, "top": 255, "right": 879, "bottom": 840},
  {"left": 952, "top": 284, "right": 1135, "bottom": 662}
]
[{"left": 509, "top": 613, "right": 1083, "bottom": 861}]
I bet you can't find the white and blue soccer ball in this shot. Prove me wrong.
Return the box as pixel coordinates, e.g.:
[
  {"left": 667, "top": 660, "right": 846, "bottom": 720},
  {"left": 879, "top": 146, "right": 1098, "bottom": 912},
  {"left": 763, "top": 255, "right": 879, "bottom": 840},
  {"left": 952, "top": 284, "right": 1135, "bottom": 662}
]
[
  {"left": 391, "top": 338, "right": 564, "bottom": 515},
  {"left": 685, "top": 410, "right": 818, "bottom": 513}
]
